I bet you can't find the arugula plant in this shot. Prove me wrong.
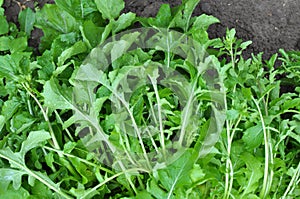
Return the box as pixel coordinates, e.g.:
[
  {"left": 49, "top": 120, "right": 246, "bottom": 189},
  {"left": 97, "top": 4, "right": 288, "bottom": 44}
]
[{"left": 0, "top": 0, "right": 299, "bottom": 198}]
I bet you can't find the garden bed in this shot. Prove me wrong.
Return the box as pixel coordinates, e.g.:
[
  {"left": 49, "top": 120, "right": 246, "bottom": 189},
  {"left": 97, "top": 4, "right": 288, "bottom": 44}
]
[{"left": 0, "top": 0, "right": 299, "bottom": 198}]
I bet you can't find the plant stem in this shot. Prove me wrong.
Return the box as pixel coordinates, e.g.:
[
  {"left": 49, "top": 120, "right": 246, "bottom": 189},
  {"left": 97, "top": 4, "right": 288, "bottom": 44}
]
[
  {"left": 22, "top": 83, "right": 61, "bottom": 152},
  {"left": 253, "top": 97, "right": 271, "bottom": 198},
  {"left": 281, "top": 162, "right": 300, "bottom": 199}
]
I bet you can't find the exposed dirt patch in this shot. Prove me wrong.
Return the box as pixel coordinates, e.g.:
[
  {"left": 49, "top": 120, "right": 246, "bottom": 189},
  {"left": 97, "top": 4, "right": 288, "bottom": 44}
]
[
  {"left": 124, "top": 0, "right": 300, "bottom": 59},
  {"left": 2, "top": 0, "right": 300, "bottom": 59},
  {"left": 200, "top": 0, "right": 300, "bottom": 59}
]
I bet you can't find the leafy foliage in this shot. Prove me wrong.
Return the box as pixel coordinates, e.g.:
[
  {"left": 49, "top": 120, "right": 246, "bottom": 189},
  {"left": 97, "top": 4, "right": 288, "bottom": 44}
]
[{"left": 0, "top": 0, "right": 299, "bottom": 198}]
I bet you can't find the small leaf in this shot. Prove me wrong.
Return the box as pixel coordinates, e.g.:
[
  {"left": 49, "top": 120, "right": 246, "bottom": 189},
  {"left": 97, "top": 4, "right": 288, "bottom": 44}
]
[
  {"left": 0, "top": 37, "right": 10, "bottom": 51},
  {"left": 192, "top": 14, "right": 219, "bottom": 30},
  {"left": 0, "top": 15, "right": 9, "bottom": 35},
  {"left": 10, "top": 37, "right": 27, "bottom": 53},
  {"left": 82, "top": 20, "right": 104, "bottom": 47},
  {"left": 57, "top": 41, "right": 87, "bottom": 66},
  {"left": 112, "top": 12, "right": 136, "bottom": 34},
  {"left": 283, "top": 98, "right": 300, "bottom": 110},
  {"left": 148, "top": 4, "right": 172, "bottom": 28},
  {"left": 242, "top": 123, "right": 263, "bottom": 149},
  {"left": 240, "top": 153, "right": 263, "bottom": 195},
  {"left": 226, "top": 109, "right": 239, "bottom": 120},
  {"left": 95, "top": 0, "right": 124, "bottom": 20},
  {"left": 19, "top": 130, "right": 51, "bottom": 157},
  {"left": 42, "top": 79, "right": 73, "bottom": 110},
  {"left": 0, "top": 184, "right": 30, "bottom": 198},
  {"left": 18, "top": 8, "right": 36, "bottom": 36},
  {"left": 0, "top": 169, "right": 26, "bottom": 190},
  {"left": 240, "top": 41, "right": 252, "bottom": 50}
]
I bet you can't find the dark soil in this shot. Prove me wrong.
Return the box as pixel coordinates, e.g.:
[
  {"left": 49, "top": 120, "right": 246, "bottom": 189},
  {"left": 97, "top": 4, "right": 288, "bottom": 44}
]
[
  {"left": 2, "top": 0, "right": 300, "bottom": 59},
  {"left": 124, "top": 0, "right": 300, "bottom": 59}
]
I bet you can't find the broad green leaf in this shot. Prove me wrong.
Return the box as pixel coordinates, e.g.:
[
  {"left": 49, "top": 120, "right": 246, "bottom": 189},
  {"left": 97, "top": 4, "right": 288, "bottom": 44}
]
[
  {"left": 242, "top": 123, "right": 263, "bottom": 149},
  {"left": 55, "top": 0, "right": 97, "bottom": 19},
  {"left": 0, "top": 169, "right": 26, "bottom": 190},
  {"left": 35, "top": 4, "right": 77, "bottom": 48},
  {"left": 240, "top": 41, "right": 252, "bottom": 50},
  {"left": 1, "top": 98, "right": 20, "bottom": 121},
  {"left": 192, "top": 14, "right": 219, "bottom": 31},
  {"left": 112, "top": 12, "right": 136, "bottom": 34},
  {"left": 18, "top": 8, "right": 36, "bottom": 36},
  {"left": 0, "top": 184, "right": 30, "bottom": 199},
  {"left": 226, "top": 109, "right": 239, "bottom": 120},
  {"left": 147, "top": 179, "right": 168, "bottom": 199},
  {"left": 283, "top": 98, "right": 300, "bottom": 110},
  {"left": 135, "top": 191, "right": 154, "bottom": 199},
  {"left": 95, "top": 0, "right": 124, "bottom": 20},
  {"left": 189, "top": 164, "right": 205, "bottom": 182},
  {"left": 0, "top": 15, "right": 8, "bottom": 35},
  {"left": 170, "top": 0, "right": 200, "bottom": 31},
  {"left": 9, "top": 37, "right": 27, "bottom": 53},
  {"left": 288, "top": 132, "right": 300, "bottom": 144},
  {"left": 30, "top": 180, "right": 55, "bottom": 198},
  {"left": 42, "top": 79, "right": 73, "bottom": 110},
  {"left": 0, "top": 36, "right": 10, "bottom": 51},
  {"left": 36, "top": 4, "right": 77, "bottom": 34},
  {"left": 19, "top": 130, "right": 51, "bottom": 157},
  {"left": 156, "top": 150, "right": 195, "bottom": 198},
  {"left": 148, "top": 4, "right": 172, "bottom": 28},
  {"left": 51, "top": 32, "right": 78, "bottom": 62},
  {"left": 240, "top": 153, "right": 263, "bottom": 195},
  {"left": 10, "top": 112, "right": 35, "bottom": 134},
  {"left": 57, "top": 41, "right": 87, "bottom": 66},
  {"left": 82, "top": 20, "right": 104, "bottom": 47},
  {"left": 0, "top": 55, "right": 21, "bottom": 81},
  {"left": 37, "top": 50, "right": 56, "bottom": 82}
]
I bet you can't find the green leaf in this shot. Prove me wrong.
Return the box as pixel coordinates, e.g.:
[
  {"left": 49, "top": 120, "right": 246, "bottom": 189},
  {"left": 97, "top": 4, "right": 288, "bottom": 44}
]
[
  {"left": 0, "top": 169, "right": 26, "bottom": 190},
  {"left": 0, "top": 184, "right": 30, "bottom": 199},
  {"left": 81, "top": 20, "right": 104, "bottom": 47},
  {"left": 35, "top": 4, "right": 77, "bottom": 48},
  {"left": 57, "top": 41, "right": 87, "bottom": 66},
  {"left": 147, "top": 179, "right": 168, "bottom": 199},
  {"left": 283, "top": 98, "right": 300, "bottom": 110},
  {"left": 55, "top": 0, "right": 97, "bottom": 19},
  {"left": 192, "top": 14, "right": 219, "bottom": 31},
  {"left": 148, "top": 4, "right": 172, "bottom": 28},
  {"left": 1, "top": 98, "right": 21, "bottom": 121},
  {"left": 0, "top": 15, "right": 9, "bottom": 35},
  {"left": 240, "top": 41, "right": 252, "bottom": 50},
  {"left": 36, "top": 4, "right": 77, "bottom": 34},
  {"left": 112, "top": 12, "right": 136, "bottom": 34},
  {"left": 170, "top": 0, "right": 201, "bottom": 30},
  {"left": 226, "top": 109, "right": 239, "bottom": 120},
  {"left": 156, "top": 150, "right": 195, "bottom": 198},
  {"left": 9, "top": 37, "right": 27, "bottom": 53},
  {"left": 242, "top": 123, "right": 263, "bottom": 149},
  {"left": 0, "top": 36, "right": 10, "bottom": 51},
  {"left": 42, "top": 79, "right": 73, "bottom": 110},
  {"left": 0, "top": 131, "right": 71, "bottom": 198},
  {"left": 95, "top": 0, "right": 124, "bottom": 20},
  {"left": 18, "top": 8, "right": 36, "bottom": 36},
  {"left": 19, "top": 130, "right": 51, "bottom": 157},
  {"left": 240, "top": 153, "right": 263, "bottom": 195}
]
